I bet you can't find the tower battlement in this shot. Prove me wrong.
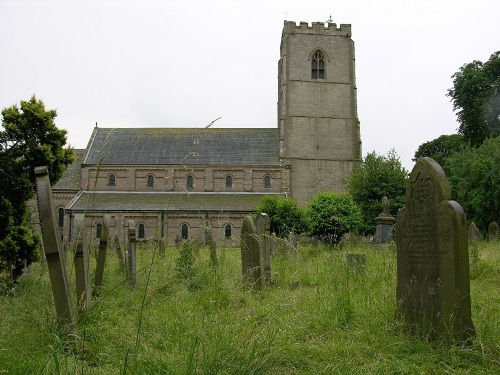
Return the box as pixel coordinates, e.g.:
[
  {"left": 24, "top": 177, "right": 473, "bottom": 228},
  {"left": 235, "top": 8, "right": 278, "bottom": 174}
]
[{"left": 283, "top": 21, "right": 351, "bottom": 37}]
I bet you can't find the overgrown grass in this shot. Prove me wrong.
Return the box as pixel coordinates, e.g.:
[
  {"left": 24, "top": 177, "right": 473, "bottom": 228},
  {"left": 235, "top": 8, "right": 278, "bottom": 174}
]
[{"left": 0, "top": 240, "right": 498, "bottom": 374}]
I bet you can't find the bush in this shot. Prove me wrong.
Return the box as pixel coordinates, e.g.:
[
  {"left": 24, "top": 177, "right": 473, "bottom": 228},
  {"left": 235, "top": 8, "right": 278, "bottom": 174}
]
[
  {"left": 306, "top": 192, "right": 361, "bottom": 244},
  {"left": 256, "top": 195, "right": 309, "bottom": 236}
]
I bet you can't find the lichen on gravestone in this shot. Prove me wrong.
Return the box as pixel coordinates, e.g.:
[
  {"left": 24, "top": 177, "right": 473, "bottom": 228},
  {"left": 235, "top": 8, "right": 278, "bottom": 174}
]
[{"left": 395, "top": 158, "right": 475, "bottom": 342}]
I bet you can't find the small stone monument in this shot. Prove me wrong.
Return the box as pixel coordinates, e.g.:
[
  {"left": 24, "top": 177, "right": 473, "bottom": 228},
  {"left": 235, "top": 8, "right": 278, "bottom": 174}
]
[
  {"left": 240, "top": 215, "right": 262, "bottom": 289},
  {"left": 256, "top": 213, "right": 271, "bottom": 283},
  {"left": 468, "top": 222, "right": 481, "bottom": 243},
  {"left": 374, "top": 196, "right": 395, "bottom": 244},
  {"left": 127, "top": 220, "right": 137, "bottom": 287},
  {"left": 488, "top": 221, "right": 499, "bottom": 240},
  {"left": 396, "top": 158, "right": 475, "bottom": 341},
  {"left": 34, "top": 166, "right": 75, "bottom": 333},
  {"left": 74, "top": 214, "right": 92, "bottom": 311},
  {"left": 95, "top": 214, "right": 111, "bottom": 292}
]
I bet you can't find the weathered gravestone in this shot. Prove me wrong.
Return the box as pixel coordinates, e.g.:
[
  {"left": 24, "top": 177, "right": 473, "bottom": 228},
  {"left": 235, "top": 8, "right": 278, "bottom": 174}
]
[
  {"left": 488, "top": 221, "right": 499, "bottom": 240},
  {"left": 396, "top": 158, "right": 475, "bottom": 341},
  {"left": 256, "top": 213, "right": 271, "bottom": 283},
  {"left": 374, "top": 196, "right": 396, "bottom": 244},
  {"left": 74, "top": 214, "right": 92, "bottom": 311},
  {"left": 204, "top": 227, "right": 217, "bottom": 267},
  {"left": 127, "top": 220, "right": 137, "bottom": 287},
  {"left": 95, "top": 214, "right": 111, "bottom": 292},
  {"left": 34, "top": 166, "right": 75, "bottom": 333},
  {"left": 240, "top": 215, "right": 262, "bottom": 289},
  {"left": 468, "top": 222, "right": 481, "bottom": 243}
]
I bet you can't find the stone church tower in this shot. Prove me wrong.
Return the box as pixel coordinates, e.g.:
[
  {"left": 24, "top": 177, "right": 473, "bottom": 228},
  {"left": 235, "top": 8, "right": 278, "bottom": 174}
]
[{"left": 278, "top": 21, "right": 362, "bottom": 205}]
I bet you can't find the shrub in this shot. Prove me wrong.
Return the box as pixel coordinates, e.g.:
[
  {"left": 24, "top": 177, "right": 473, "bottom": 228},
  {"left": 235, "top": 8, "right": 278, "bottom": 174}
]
[{"left": 256, "top": 195, "right": 309, "bottom": 236}]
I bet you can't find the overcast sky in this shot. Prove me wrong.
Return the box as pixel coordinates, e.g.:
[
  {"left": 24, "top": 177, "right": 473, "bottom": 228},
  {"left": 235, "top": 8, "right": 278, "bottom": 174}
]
[{"left": 1, "top": 0, "right": 499, "bottom": 171}]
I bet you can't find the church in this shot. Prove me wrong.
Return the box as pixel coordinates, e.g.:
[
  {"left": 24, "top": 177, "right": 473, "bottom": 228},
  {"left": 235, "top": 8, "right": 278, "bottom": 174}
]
[{"left": 52, "top": 20, "right": 361, "bottom": 246}]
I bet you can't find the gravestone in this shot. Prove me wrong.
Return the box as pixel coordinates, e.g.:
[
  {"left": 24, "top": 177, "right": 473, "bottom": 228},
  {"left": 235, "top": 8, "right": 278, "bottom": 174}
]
[
  {"left": 95, "top": 214, "right": 111, "bottom": 292},
  {"left": 240, "top": 215, "right": 262, "bottom": 289},
  {"left": 374, "top": 196, "right": 396, "bottom": 244},
  {"left": 113, "top": 233, "right": 125, "bottom": 269},
  {"left": 256, "top": 213, "right": 271, "bottom": 283},
  {"left": 468, "top": 222, "right": 481, "bottom": 243},
  {"left": 74, "top": 214, "right": 92, "bottom": 311},
  {"left": 159, "top": 237, "right": 166, "bottom": 258},
  {"left": 396, "top": 158, "right": 475, "bottom": 341},
  {"left": 204, "top": 227, "right": 217, "bottom": 267},
  {"left": 34, "top": 166, "right": 75, "bottom": 333},
  {"left": 127, "top": 220, "right": 137, "bottom": 287},
  {"left": 488, "top": 221, "right": 499, "bottom": 240}
]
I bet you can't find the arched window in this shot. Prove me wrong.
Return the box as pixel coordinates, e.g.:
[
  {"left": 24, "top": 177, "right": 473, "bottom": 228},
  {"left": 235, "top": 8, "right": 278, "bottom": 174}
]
[
  {"left": 58, "top": 207, "right": 64, "bottom": 228},
  {"left": 138, "top": 223, "right": 145, "bottom": 239},
  {"left": 181, "top": 223, "right": 189, "bottom": 240},
  {"left": 225, "top": 175, "right": 233, "bottom": 188},
  {"left": 108, "top": 174, "right": 116, "bottom": 187},
  {"left": 225, "top": 224, "right": 232, "bottom": 238},
  {"left": 96, "top": 223, "right": 102, "bottom": 239},
  {"left": 147, "top": 174, "right": 154, "bottom": 188},
  {"left": 186, "top": 175, "right": 194, "bottom": 189},
  {"left": 264, "top": 175, "right": 271, "bottom": 188},
  {"left": 311, "top": 50, "right": 325, "bottom": 80}
]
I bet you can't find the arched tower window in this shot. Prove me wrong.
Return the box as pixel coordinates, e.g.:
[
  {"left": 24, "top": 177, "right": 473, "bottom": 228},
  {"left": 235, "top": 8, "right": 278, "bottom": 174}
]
[
  {"left": 186, "top": 175, "right": 194, "bottom": 189},
  {"left": 225, "top": 175, "right": 233, "bottom": 188},
  {"left": 58, "top": 207, "right": 64, "bottom": 228},
  {"left": 181, "top": 223, "right": 189, "bottom": 240},
  {"left": 96, "top": 222, "right": 102, "bottom": 239},
  {"left": 225, "top": 224, "right": 232, "bottom": 238},
  {"left": 311, "top": 50, "right": 325, "bottom": 79},
  {"left": 264, "top": 175, "right": 271, "bottom": 188},
  {"left": 138, "top": 223, "right": 145, "bottom": 239},
  {"left": 108, "top": 174, "right": 116, "bottom": 187},
  {"left": 147, "top": 174, "right": 154, "bottom": 188}
]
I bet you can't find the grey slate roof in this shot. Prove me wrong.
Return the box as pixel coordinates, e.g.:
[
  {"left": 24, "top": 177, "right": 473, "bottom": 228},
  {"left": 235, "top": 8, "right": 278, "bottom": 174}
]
[
  {"left": 83, "top": 127, "right": 280, "bottom": 166},
  {"left": 53, "top": 149, "right": 86, "bottom": 191},
  {"left": 67, "top": 192, "right": 285, "bottom": 213}
]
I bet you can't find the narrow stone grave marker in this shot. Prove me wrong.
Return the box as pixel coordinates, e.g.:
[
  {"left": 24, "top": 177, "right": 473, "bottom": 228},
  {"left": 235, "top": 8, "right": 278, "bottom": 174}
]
[
  {"left": 127, "top": 220, "right": 137, "bottom": 287},
  {"left": 468, "top": 222, "right": 481, "bottom": 243},
  {"left": 396, "top": 158, "right": 475, "bottom": 341},
  {"left": 256, "top": 213, "right": 271, "bottom": 283},
  {"left": 240, "top": 215, "right": 262, "bottom": 289},
  {"left": 74, "top": 214, "right": 92, "bottom": 311},
  {"left": 34, "top": 166, "right": 75, "bottom": 333},
  {"left": 488, "top": 221, "right": 499, "bottom": 240},
  {"left": 95, "top": 214, "right": 111, "bottom": 292},
  {"left": 374, "top": 196, "right": 395, "bottom": 244},
  {"left": 204, "top": 227, "right": 217, "bottom": 267},
  {"left": 114, "top": 233, "right": 125, "bottom": 268}
]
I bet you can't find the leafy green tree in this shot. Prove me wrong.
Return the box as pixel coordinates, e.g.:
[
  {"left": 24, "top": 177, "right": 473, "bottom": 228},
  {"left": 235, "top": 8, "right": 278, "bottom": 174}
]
[
  {"left": 256, "top": 195, "right": 309, "bottom": 236},
  {"left": 0, "top": 96, "right": 74, "bottom": 280},
  {"left": 345, "top": 150, "right": 407, "bottom": 235},
  {"left": 446, "top": 137, "right": 500, "bottom": 231},
  {"left": 447, "top": 51, "right": 500, "bottom": 146},
  {"left": 413, "top": 134, "right": 465, "bottom": 168},
  {"left": 306, "top": 192, "right": 361, "bottom": 244}
]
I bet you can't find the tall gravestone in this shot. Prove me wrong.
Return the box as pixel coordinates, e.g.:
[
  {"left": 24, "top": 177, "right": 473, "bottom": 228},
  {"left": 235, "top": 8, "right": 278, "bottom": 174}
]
[
  {"left": 127, "top": 220, "right": 137, "bottom": 287},
  {"left": 95, "top": 214, "right": 111, "bottom": 292},
  {"left": 34, "top": 166, "right": 75, "bottom": 333},
  {"left": 255, "top": 213, "right": 271, "bottom": 283},
  {"left": 204, "top": 227, "right": 217, "bottom": 267},
  {"left": 74, "top": 214, "right": 92, "bottom": 311},
  {"left": 374, "top": 196, "right": 395, "bottom": 244},
  {"left": 240, "top": 215, "right": 262, "bottom": 289},
  {"left": 396, "top": 158, "right": 475, "bottom": 341}
]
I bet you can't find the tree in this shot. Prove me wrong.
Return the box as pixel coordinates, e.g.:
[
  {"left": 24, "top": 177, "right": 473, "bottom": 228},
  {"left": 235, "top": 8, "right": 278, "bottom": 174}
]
[
  {"left": 413, "top": 134, "right": 465, "bottom": 168},
  {"left": 448, "top": 51, "right": 500, "bottom": 146},
  {"left": 256, "top": 195, "right": 309, "bottom": 236},
  {"left": 306, "top": 192, "right": 361, "bottom": 244},
  {"left": 446, "top": 137, "right": 500, "bottom": 231},
  {"left": 345, "top": 150, "right": 407, "bottom": 235},
  {"left": 0, "top": 96, "right": 74, "bottom": 280}
]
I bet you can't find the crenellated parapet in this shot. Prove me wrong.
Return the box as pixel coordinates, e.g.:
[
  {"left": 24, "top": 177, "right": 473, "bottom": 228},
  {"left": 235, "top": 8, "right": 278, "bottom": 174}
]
[{"left": 282, "top": 21, "right": 351, "bottom": 37}]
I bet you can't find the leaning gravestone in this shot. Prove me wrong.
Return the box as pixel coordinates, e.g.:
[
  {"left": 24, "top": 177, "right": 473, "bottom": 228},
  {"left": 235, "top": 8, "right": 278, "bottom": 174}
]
[
  {"left": 35, "top": 166, "right": 75, "bottom": 333},
  {"left": 488, "top": 221, "right": 499, "bottom": 240},
  {"left": 255, "top": 213, "right": 271, "bottom": 283},
  {"left": 74, "top": 214, "right": 92, "bottom": 311},
  {"left": 95, "top": 214, "right": 111, "bottom": 292},
  {"left": 374, "top": 196, "right": 396, "bottom": 244},
  {"left": 240, "top": 215, "right": 262, "bottom": 289},
  {"left": 396, "top": 158, "right": 475, "bottom": 341},
  {"left": 468, "top": 222, "right": 481, "bottom": 243}
]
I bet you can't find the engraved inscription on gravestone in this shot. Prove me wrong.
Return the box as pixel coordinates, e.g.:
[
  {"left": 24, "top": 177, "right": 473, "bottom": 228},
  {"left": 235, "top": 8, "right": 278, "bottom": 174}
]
[{"left": 396, "top": 158, "right": 475, "bottom": 341}]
